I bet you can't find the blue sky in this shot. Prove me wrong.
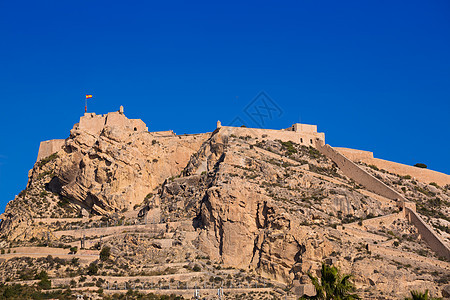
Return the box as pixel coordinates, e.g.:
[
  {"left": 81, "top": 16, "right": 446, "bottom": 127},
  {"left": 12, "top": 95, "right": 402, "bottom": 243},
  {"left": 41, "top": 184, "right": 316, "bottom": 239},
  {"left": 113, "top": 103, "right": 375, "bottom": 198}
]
[{"left": 1, "top": 1, "right": 449, "bottom": 213}]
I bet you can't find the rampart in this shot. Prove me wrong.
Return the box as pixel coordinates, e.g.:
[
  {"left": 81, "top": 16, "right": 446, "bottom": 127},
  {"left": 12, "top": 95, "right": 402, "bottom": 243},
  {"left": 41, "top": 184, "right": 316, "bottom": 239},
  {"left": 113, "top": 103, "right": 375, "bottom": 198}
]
[
  {"left": 74, "top": 110, "right": 148, "bottom": 136},
  {"left": 318, "top": 141, "right": 450, "bottom": 260},
  {"left": 405, "top": 207, "right": 450, "bottom": 260},
  {"left": 334, "top": 147, "right": 374, "bottom": 161},
  {"left": 36, "top": 139, "right": 65, "bottom": 162},
  {"left": 335, "top": 148, "right": 450, "bottom": 186},
  {"left": 316, "top": 141, "right": 406, "bottom": 206},
  {"left": 220, "top": 123, "right": 325, "bottom": 147}
]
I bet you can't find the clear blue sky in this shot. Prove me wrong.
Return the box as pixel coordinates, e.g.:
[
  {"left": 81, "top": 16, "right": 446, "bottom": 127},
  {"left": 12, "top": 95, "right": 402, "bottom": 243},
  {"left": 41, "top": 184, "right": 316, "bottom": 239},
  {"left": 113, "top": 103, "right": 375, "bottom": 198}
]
[{"left": 1, "top": 1, "right": 449, "bottom": 213}]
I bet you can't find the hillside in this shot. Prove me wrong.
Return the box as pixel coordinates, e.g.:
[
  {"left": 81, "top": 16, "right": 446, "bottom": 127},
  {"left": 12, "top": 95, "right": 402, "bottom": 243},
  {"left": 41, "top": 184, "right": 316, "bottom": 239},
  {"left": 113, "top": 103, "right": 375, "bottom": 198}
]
[{"left": 0, "top": 109, "right": 449, "bottom": 299}]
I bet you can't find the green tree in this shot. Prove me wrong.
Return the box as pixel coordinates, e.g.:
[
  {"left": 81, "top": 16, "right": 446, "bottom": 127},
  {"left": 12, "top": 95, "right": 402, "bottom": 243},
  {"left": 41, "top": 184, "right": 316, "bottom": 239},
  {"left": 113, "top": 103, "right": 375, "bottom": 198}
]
[
  {"left": 37, "top": 277, "right": 51, "bottom": 290},
  {"left": 100, "top": 246, "right": 111, "bottom": 261},
  {"left": 300, "top": 263, "right": 360, "bottom": 300},
  {"left": 405, "top": 290, "right": 440, "bottom": 300},
  {"left": 35, "top": 270, "right": 48, "bottom": 281},
  {"left": 87, "top": 262, "right": 98, "bottom": 275}
]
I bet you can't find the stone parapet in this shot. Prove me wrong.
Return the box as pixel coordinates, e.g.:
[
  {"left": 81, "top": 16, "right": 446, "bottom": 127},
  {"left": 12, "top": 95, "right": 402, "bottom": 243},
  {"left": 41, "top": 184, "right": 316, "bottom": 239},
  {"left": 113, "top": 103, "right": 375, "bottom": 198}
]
[{"left": 221, "top": 124, "right": 325, "bottom": 147}]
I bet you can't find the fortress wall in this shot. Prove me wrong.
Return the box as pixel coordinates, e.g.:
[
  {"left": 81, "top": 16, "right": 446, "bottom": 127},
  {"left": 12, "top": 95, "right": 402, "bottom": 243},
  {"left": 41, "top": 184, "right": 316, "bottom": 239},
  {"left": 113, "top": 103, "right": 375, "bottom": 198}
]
[
  {"left": 131, "top": 119, "right": 148, "bottom": 131},
  {"left": 335, "top": 147, "right": 450, "bottom": 186},
  {"left": 105, "top": 112, "right": 129, "bottom": 128},
  {"left": 106, "top": 112, "right": 148, "bottom": 132},
  {"left": 319, "top": 141, "right": 450, "bottom": 259},
  {"left": 151, "top": 130, "right": 176, "bottom": 137},
  {"left": 78, "top": 113, "right": 106, "bottom": 135},
  {"left": 36, "top": 139, "right": 65, "bottom": 162},
  {"left": 77, "top": 112, "right": 149, "bottom": 135},
  {"left": 405, "top": 207, "right": 450, "bottom": 260},
  {"left": 292, "top": 123, "right": 317, "bottom": 133},
  {"left": 334, "top": 147, "right": 374, "bottom": 161},
  {"left": 221, "top": 126, "right": 325, "bottom": 147},
  {"left": 361, "top": 157, "right": 450, "bottom": 187},
  {"left": 316, "top": 141, "right": 406, "bottom": 204}
]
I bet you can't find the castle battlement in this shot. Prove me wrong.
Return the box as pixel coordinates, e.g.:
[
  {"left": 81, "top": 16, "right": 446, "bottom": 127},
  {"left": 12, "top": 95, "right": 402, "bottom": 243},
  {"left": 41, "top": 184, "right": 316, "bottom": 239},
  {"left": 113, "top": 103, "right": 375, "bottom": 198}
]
[
  {"left": 74, "top": 106, "right": 148, "bottom": 136},
  {"left": 218, "top": 122, "right": 325, "bottom": 147}
]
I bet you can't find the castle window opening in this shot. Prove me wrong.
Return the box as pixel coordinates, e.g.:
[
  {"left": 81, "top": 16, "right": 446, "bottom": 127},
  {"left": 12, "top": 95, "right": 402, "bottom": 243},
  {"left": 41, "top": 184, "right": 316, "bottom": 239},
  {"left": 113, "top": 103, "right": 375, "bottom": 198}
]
[
  {"left": 300, "top": 138, "right": 303, "bottom": 143},
  {"left": 310, "top": 139, "right": 313, "bottom": 144},
  {"left": 134, "top": 127, "right": 137, "bottom": 131}
]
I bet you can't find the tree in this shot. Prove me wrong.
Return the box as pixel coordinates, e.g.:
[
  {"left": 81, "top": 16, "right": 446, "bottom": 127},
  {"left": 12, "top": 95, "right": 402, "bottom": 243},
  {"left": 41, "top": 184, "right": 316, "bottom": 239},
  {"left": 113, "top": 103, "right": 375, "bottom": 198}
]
[
  {"left": 37, "top": 271, "right": 51, "bottom": 290},
  {"left": 405, "top": 290, "right": 440, "bottom": 300},
  {"left": 300, "top": 263, "right": 360, "bottom": 300},
  {"left": 100, "top": 246, "right": 111, "bottom": 261},
  {"left": 87, "top": 262, "right": 98, "bottom": 275}
]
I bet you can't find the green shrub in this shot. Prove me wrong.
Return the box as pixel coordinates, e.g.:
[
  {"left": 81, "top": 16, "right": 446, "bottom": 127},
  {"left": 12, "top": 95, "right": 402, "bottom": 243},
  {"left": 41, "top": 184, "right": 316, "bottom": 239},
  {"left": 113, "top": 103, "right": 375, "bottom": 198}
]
[
  {"left": 280, "top": 141, "right": 297, "bottom": 156},
  {"left": 37, "top": 153, "right": 58, "bottom": 168},
  {"left": 192, "top": 264, "right": 201, "bottom": 272},
  {"left": 430, "top": 182, "right": 439, "bottom": 188},
  {"left": 414, "top": 163, "right": 427, "bottom": 168},
  {"left": 87, "top": 262, "right": 98, "bottom": 275},
  {"left": 35, "top": 270, "right": 48, "bottom": 281},
  {"left": 37, "top": 278, "right": 51, "bottom": 290},
  {"left": 100, "top": 246, "right": 111, "bottom": 262},
  {"left": 368, "top": 164, "right": 379, "bottom": 171}
]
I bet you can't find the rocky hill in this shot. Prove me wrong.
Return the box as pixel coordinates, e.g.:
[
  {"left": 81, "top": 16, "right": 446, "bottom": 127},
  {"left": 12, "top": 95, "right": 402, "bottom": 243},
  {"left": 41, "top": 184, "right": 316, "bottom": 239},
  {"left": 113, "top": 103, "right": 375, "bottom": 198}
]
[{"left": 0, "top": 110, "right": 449, "bottom": 299}]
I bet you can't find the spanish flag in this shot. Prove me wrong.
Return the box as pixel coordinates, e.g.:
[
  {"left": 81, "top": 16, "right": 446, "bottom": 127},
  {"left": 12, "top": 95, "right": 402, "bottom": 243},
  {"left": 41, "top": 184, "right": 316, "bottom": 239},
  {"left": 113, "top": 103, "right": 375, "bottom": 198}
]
[{"left": 86, "top": 94, "right": 93, "bottom": 99}]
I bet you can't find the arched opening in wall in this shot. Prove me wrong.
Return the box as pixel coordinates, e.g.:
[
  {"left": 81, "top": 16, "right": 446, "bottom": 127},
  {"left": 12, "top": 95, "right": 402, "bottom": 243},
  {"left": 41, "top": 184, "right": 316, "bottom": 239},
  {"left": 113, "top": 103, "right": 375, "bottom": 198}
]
[
  {"left": 310, "top": 139, "right": 313, "bottom": 144},
  {"left": 134, "top": 127, "right": 137, "bottom": 131},
  {"left": 300, "top": 138, "right": 303, "bottom": 143}
]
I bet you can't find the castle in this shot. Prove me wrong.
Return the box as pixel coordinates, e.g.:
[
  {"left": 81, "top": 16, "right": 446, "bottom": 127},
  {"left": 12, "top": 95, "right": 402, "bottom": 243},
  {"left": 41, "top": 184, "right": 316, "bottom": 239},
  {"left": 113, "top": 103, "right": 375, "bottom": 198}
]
[
  {"left": 37, "top": 106, "right": 147, "bottom": 161},
  {"left": 37, "top": 106, "right": 326, "bottom": 161},
  {"left": 34, "top": 107, "right": 450, "bottom": 260}
]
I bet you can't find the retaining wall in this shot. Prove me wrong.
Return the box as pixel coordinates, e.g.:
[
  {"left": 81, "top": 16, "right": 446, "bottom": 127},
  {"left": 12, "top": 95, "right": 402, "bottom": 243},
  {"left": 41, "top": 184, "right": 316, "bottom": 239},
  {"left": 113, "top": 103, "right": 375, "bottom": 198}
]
[
  {"left": 316, "top": 141, "right": 406, "bottom": 205},
  {"left": 405, "top": 207, "right": 450, "bottom": 260}
]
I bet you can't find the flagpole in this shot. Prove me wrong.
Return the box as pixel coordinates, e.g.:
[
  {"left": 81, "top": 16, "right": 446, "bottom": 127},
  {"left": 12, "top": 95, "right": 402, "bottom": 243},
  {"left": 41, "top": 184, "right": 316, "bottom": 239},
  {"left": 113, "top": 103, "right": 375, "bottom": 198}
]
[{"left": 85, "top": 96, "right": 87, "bottom": 113}]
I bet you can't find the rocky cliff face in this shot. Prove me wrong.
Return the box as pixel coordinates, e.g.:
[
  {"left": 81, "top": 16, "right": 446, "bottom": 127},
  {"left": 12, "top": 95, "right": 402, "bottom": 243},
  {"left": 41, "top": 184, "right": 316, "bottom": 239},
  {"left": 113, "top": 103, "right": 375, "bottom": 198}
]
[
  {"left": 0, "top": 116, "right": 449, "bottom": 299},
  {"left": 157, "top": 130, "right": 400, "bottom": 283},
  {"left": 0, "top": 116, "right": 208, "bottom": 241}
]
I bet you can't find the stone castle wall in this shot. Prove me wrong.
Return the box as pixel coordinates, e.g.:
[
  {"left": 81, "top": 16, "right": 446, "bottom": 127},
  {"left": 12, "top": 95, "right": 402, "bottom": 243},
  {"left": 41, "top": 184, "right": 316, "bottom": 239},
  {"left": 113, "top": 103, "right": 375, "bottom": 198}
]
[
  {"left": 75, "top": 111, "right": 148, "bottom": 136},
  {"left": 36, "top": 139, "right": 65, "bottom": 162},
  {"left": 318, "top": 141, "right": 450, "bottom": 260},
  {"left": 335, "top": 148, "right": 450, "bottom": 186},
  {"left": 316, "top": 141, "right": 406, "bottom": 205},
  {"left": 363, "top": 157, "right": 449, "bottom": 186},
  {"left": 334, "top": 147, "right": 374, "bottom": 161},
  {"left": 220, "top": 125, "right": 325, "bottom": 147},
  {"left": 405, "top": 207, "right": 450, "bottom": 260}
]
